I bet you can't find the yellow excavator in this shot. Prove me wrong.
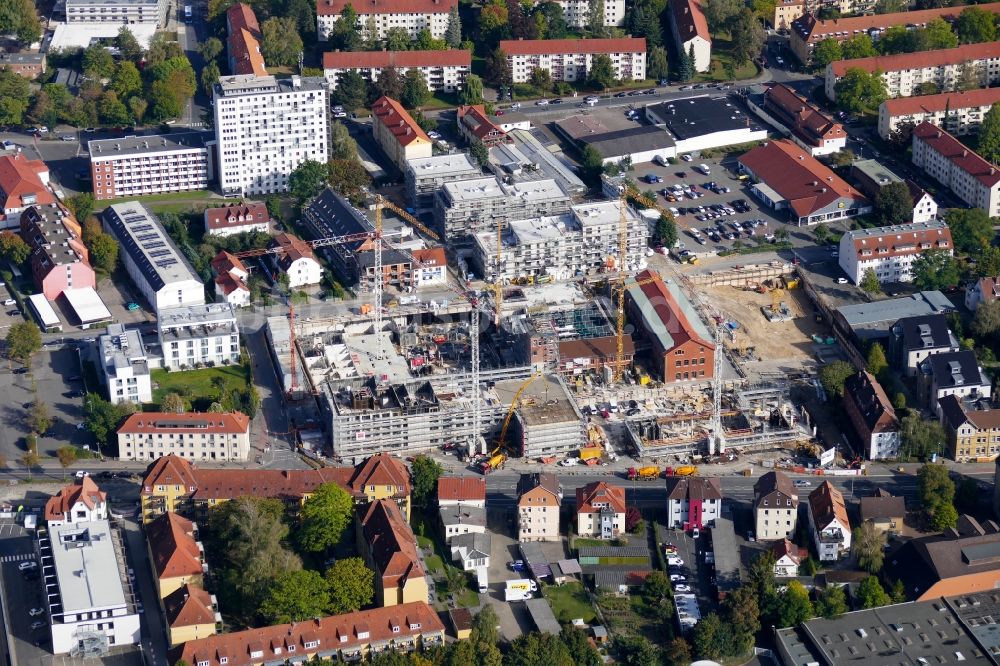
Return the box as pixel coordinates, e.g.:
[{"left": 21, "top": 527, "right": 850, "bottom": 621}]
[{"left": 479, "top": 373, "right": 542, "bottom": 474}]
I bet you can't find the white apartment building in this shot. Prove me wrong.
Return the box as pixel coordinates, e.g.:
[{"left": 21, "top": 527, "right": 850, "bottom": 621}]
[
  {"left": 405, "top": 154, "right": 481, "bottom": 214},
  {"left": 116, "top": 411, "right": 252, "bottom": 462},
  {"left": 668, "top": 0, "right": 711, "bottom": 72},
  {"left": 434, "top": 176, "right": 573, "bottom": 241},
  {"left": 203, "top": 201, "right": 270, "bottom": 238},
  {"left": 825, "top": 42, "right": 1000, "bottom": 103},
  {"left": 44, "top": 477, "right": 108, "bottom": 527},
  {"left": 157, "top": 303, "right": 241, "bottom": 371},
  {"left": 102, "top": 202, "right": 205, "bottom": 315},
  {"left": 317, "top": 0, "right": 454, "bottom": 42},
  {"left": 214, "top": 75, "right": 329, "bottom": 197},
  {"left": 323, "top": 50, "right": 470, "bottom": 93},
  {"left": 878, "top": 88, "right": 1000, "bottom": 141},
  {"left": 753, "top": 471, "right": 798, "bottom": 542},
  {"left": 64, "top": 0, "right": 167, "bottom": 24},
  {"left": 271, "top": 232, "right": 323, "bottom": 288},
  {"left": 517, "top": 473, "right": 562, "bottom": 543},
  {"left": 43, "top": 520, "right": 142, "bottom": 655},
  {"left": 500, "top": 38, "right": 646, "bottom": 83},
  {"left": 99, "top": 324, "right": 152, "bottom": 404},
  {"left": 554, "top": 0, "right": 624, "bottom": 27},
  {"left": 838, "top": 220, "right": 953, "bottom": 285},
  {"left": 912, "top": 122, "right": 1000, "bottom": 217},
  {"left": 665, "top": 477, "right": 722, "bottom": 530},
  {"left": 472, "top": 200, "right": 648, "bottom": 282},
  {"left": 89, "top": 133, "right": 213, "bottom": 201}
]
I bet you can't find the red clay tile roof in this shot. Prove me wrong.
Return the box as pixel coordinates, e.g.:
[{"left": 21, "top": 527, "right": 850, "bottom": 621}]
[
  {"left": 764, "top": 84, "right": 845, "bottom": 148},
  {"left": 771, "top": 538, "right": 801, "bottom": 564},
  {"left": 670, "top": 0, "right": 710, "bottom": 43},
  {"left": 211, "top": 250, "right": 248, "bottom": 277},
  {"left": 457, "top": 105, "right": 506, "bottom": 143},
  {"left": 317, "top": 0, "right": 455, "bottom": 16},
  {"left": 372, "top": 96, "right": 431, "bottom": 148},
  {"left": 119, "top": 412, "right": 251, "bottom": 435},
  {"left": 829, "top": 41, "right": 1000, "bottom": 78},
  {"left": 794, "top": 3, "right": 1000, "bottom": 45},
  {"left": 172, "top": 602, "right": 445, "bottom": 666},
  {"left": 974, "top": 277, "right": 1000, "bottom": 305},
  {"left": 271, "top": 232, "right": 317, "bottom": 268},
  {"left": 361, "top": 500, "right": 424, "bottom": 587},
  {"left": 44, "top": 476, "right": 106, "bottom": 522},
  {"left": 227, "top": 3, "right": 266, "bottom": 76},
  {"left": 143, "top": 455, "right": 199, "bottom": 493},
  {"left": 576, "top": 481, "right": 626, "bottom": 515},
  {"left": 323, "top": 49, "right": 470, "bottom": 69},
  {"left": 500, "top": 37, "right": 646, "bottom": 56},
  {"left": 913, "top": 122, "right": 1000, "bottom": 187},
  {"left": 437, "top": 477, "right": 486, "bottom": 503},
  {"left": 214, "top": 272, "right": 249, "bottom": 297},
  {"left": 808, "top": 481, "right": 850, "bottom": 532},
  {"left": 411, "top": 247, "right": 446, "bottom": 268},
  {"left": 147, "top": 512, "right": 204, "bottom": 579},
  {"left": 558, "top": 336, "right": 635, "bottom": 363},
  {"left": 738, "top": 139, "right": 868, "bottom": 218},
  {"left": 665, "top": 476, "right": 722, "bottom": 502},
  {"left": 163, "top": 584, "right": 217, "bottom": 628},
  {"left": 0, "top": 154, "right": 52, "bottom": 211},
  {"left": 882, "top": 88, "right": 1000, "bottom": 118},
  {"left": 205, "top": 202, "right": 269, "bottom": 231},
  {"left": 843, "top": 221, "right": 952, "bottom": 263},
  {"left": 632, "top": 269, "right": 714, "bottom": 351},
  {"left": 348, "top": 452, "right": 411, "bottom": 494}
]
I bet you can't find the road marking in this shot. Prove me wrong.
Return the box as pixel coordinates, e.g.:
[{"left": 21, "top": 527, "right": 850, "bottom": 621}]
[{"left": 1, "top": 553, "right": 34, "bottom": 562}]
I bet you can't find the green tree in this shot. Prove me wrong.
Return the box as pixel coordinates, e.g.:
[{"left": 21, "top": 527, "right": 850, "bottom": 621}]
[
  {"left": 146, "top": 33, "right": 185, "bottom": 65},
  {"left": 0, "top": 0, "right": 42, "bottom": 45},
  {"left": 731, "top": 8, "right": 766, "bottom": 66},
  {"left": 507, "top": 630, "right": 573, "bottom": 666},
  {"left": 866, "top": 342, "right": 888, "bottom": 380},
  {"left": 199, "top": 36, "right": 224, "bottom": 63},
  {"left": 947, "top": 207, "right": 995, "bottom": 254},
  {"left": 536, "top": 2, "right": 567, "bottom": 38},
  {"left": 614, "top": 635, "right": 661, "bottom": 666},
  {"left": 975, "top": 246, "right": 1000, "bottom": 278},
  {"left": 586, "top": 0, "right": 607, "bottom": 36},
  {"left": 911, "top": 249, "right": 961, "bottom": 291},
  {"left": 328, "top": 158, "right": 372, "bottom": 204},
  {"left": 641, "top": 570, "right": 673, "bottom": 603},
  {"left": 930, "top": 502, "right": 959, "bottom": 531},
  {"left": 815, "top": 585, "right": 848, "bottom": 618},
  {"left": 722, "top": 585, "right": 759, "bottom": 654},
  {"left": 88, "top": 232, "right": 119, "bottom": 273},
  {"left": 161, "top": 392, "right": 186, "bottom": 413},
  {"left": 82, "top": 45, "right": 116, "bottom": 80},
  {"left": 330, "top": 122, "right": 358, "bottom": 160},
  {"left": 445, "top": 4, "right": 462, "bottom": 46},
  {"left": 469, "top": 140, "right": 489, "bottom": 169},
  {"left": 128, "top": 96, "right": 147, "bottom": 124},
  {"left": 325, "top": 557, "right": 374, "bottom": 613},
  {"left": 625, "top": 3, "right": 662, "bottom": 47},
  {"left": 29, "top": 401, "right": 52, "bottom": 434},
  {"left": 664, "top": 638, "right": 693, "bottom": 666},
  {"left": 972, "top": 300, "right": 1000, "bottom": 339},
  {"left": 83, "top": 394, "right": 136, "bottom": 446},
  {"left": 471, "top": 604, "right": 500, "bottom": 646},
  {"left": 560, "top": 626, "right": 602, "bottom": 666},
  {"left": 484, "top": 47, "right": 512, "bottom": 87},
  {"left": 775, "top": 580, "right": 814, "bottom": 628},
  {"left": 691, "top": 613, "right": 729, "bottom": 659},
  {"left": 587, "top": 54, "right": 616, "bottom": 90},
  {"left": 656, "top": 214, "right": 678, "bottom": 247},
  {"left": 874, "top": 181, "right": 914, "bottom": 226},
  {"left": 402, "top": 69, "right": 430, "bottom": 108},
  {"left": 842, "top": 34, "right": 877, "bottom": 59},
  {"left": 332, "top": 70, "right": 369, "bottom": 111},
  {"left": 20, "top": 449, "right": 39, "bottom": 480},
  {"left": 956, "top": 6, "right": 996, "bottom": 43},
  {"left": 0, "top": 232, "right": 29, "bottom": 266},
  {"left": 288, "top": 159, "right": 329, "bottom": 203},
  {"left": 262, "top": 17, "right": 304, "bottom": 67},
  {"left": 0, "top": 69, "right": 30, "bottom": 126},
  {"left": 978, "top": 104, "right": 1000, "bottom": 168},
  {"left": 812, "top": 38, "right": 842, "bottom": 67},
  {"left": 6, "top": 321, "right": 40, "bottom": 365},
  {"left": 956, "top": 62, "right": 983, "bottom": 91},
  {"left": 98, "top": 92, "right": 132, "bottom": 127},
  {"left": 860, "top": 268, "right": 881, "bottom": 294},
  {"left": 200, "top": 61, "right": 221, "bottom": 98},
  {"left": 110, "top": 61, "right": 143, "bottom": 100},
  {"left": 921, "top": 18, "right": 958, "bottom": 49},
  {"left": 852, "top": 520, "right": 887, "bottom": 573},
  {"left": 648, "top": 46, "right": 670, "bottom": 80},
  {"left": 678, "top": 45, "right": 695, "bottom": 82},
  {"left": 705, "top": 0, "right": 742, "bottom": 31},
  {"left": 373, "top": 67, "right": 405, "bottom": 101},
  {"left": 901, "top": 414, "right": 945, "bottom": 461},
  {"left": 529, "top": 67, "right": 552, "bottom": 91},
  {"left": 66, "top": 193, "right": 95, "bottom": 223},
  {"left": 918, "top": 462, "right": 955, "bottom": 509},
  {"left": 856, "top": 575, "right": 892, "bottom": 608},
  {"left": 411, "top": 455, "right": 443, "bottom": 506},
  {"left": 835, "top": 67, "right": 888, "bottom": 113},
  {"left": 819, "top": 360, "right": 854, "bottom": 398},
  {"left": 298, "top": 482, "right": 354, "bottom": 552},
  {"left": 260, "top": 569, "right": 331, "bottom": 623},
  {"left": 461, "top": 74, "right": 485, "bottom": 105},
  {"left": 56, "top": 445, "right": 77, "bottom": 480}
]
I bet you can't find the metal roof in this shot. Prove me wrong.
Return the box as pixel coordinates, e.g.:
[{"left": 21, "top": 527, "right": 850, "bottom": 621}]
[
  {"left": 102, "top": 202, "right": 201, "bottom": 292},
  {"left": 525, "top": 598, "right": 562, "bottom": 636}
]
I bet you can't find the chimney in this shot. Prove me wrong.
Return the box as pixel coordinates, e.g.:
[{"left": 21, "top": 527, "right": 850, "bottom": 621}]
[{"left": 963, "top": 149, "right": 968, "bottom": 156}]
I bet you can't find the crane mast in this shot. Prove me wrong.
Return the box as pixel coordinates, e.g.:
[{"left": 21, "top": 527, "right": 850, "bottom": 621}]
[
  {"left": 470, "top": 301, "right": 483, "bottom": 454},
  {"left": 373, "top": 199, "right": 384, "bottom": 361}
]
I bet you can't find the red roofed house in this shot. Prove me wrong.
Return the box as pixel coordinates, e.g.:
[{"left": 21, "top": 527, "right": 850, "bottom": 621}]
[
  {"left": 738, "top": 139, "right": 871, "bottom": 226},
  {"left": 204, "top": 201, "right": 270, "bottom": 238},
  {"left": 772, "top": 539, "right": 801, "bottom": 577},
  {"left": 966, "top": 276, "right": 1000, "bottom": 312},
  {"left": 912, "top": 122, "right": 1000, "bottom": 217},
  {"left": 0, "top": 153, "right": 53, "bottom": 228},
  {"left": 501, "top": 38, "right": 647, "bottom": 83},
  {"left": 668, "top": 0, "right": 711, "bottom": 72},
  {"left": 145, "top": 512, "right": 207, "bottom": 598},
  {"left": 625, "top": 269, "right": 715, "bottom": 383},
  {"left": 270, "top": 232, "right": 322, "bottom": 287},
  {"left": 210, "top": 251, "right": 250, "bottom": 308},
  {"left": 410, "top": 247, "right": 447, "bottom": 288},
  {"left": 20, "top": 203, "right": 96, "bottom": 300},
  {"left": 316, "top": 0, "right": 456, "bottom": 42},
  {"left": 226, "top": 3, "right": 267, "bottom": 76},
  {"left": 878, "top": 88, "right": 1000, "bottom": 142},
  {"left": 576, "top": 481, "right": 626, "bottom": 539},
  {"left": 457, "top": 105, "right": 508, "bottom": 148},
  {"left": 359, "top": 499, "right": 428, "bottom": 606},
  {"left": 372, "top": 96, "right": 433, "bottom": 169},
  {"left": 761, "top": 84, "right": 846, "bottom": 156},
  {"left": 44, "top": 476, "right": 107, "bottom": 527},
  {"left": 837, "top": 220, "right": 952, "bottom": 286},
  {"left": 323, "top": 50, "right": 470, "bottom": 93},
  {"left": 163, "top": 584, "right": 220, "bottom": 647},
  {"left": 437, "top": 477, "right": 486, "bottom": 508},
  {"left": 807, "top": 481, "right": 851, "bottom": 561},
  {"left": 117, "top": 411, "right": 252, "bottom": 463}
]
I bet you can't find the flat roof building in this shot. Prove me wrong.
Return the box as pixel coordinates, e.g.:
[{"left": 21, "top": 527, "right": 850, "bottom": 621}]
[
  {"left": 646, "top": 95, "right": 768, "bottom": 156},
  {"left": 405, "top": 154, "right": 482, "bottom": 214},
  {"left": 99, "top": 323, "right": 152, "bottom": 404},
  {"left": 434, "top": 176, "right": 573, "bottom": 241},
  {"left": 157, "top": 302, "right": 240, "bottom": 371},
  {"left": 835, "top": 290, "right": 955, "bottom": 342},
  {"left": 89, "top": 132, "right": 213, "bottom": 201},
  {"left": 64, "top": 0, "right": 167, "bottom": 25},
  {"left": 849, "top": 159, "right": 937, "bottom": 224},
  {"left": 323, "top": 50, "right": 470, "bottom": 92}
]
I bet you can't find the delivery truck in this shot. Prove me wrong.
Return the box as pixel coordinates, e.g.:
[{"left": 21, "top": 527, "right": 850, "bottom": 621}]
[
  {"left": 506, "top": 578, "right": 538, "bottom": 593},
  {"left": 504, "top": 588, "right": 533, "bottom": 602}
]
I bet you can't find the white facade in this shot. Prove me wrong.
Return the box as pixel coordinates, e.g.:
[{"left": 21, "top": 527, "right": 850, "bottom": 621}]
[
  {"left": 838, "top": 220, "right": 953, "bottom": 285},
  {"left": 283, "top": 256, "right": 322, "bottom": 288},
  {"left": 503, "top": 39, "right": 647, "bottom": 83},
  {"left": 65, "top": 0, "right": 166, "bottom": 24},
  {"left": 911, "top": 191, "right": 939, "bottom": 224},
  {"left": 440, "top": 505, "right": 486, "bottom": 540},
  {"left": 554, "top": 0, "right": 624, "bottom": 27},
  {"left": 774, "top": 553, "right": 799, "bottom": 577},
  {"left": 678, "top": 35, "right": 711, "bottom": 72},
  {"left": 117, "top": 412, "right": 252, "bottom": 462},
  {"left": 317, "top": 4, "right": 451, "bottom": 41},
  {"left": 214, "top": 75, "right": 330, "bottom": 197},
  {"left": 157, "top": 303, "right": 241, "bottom": 371},
  {"left": 448, "top": 532, "right": 489, "bottom": 572},
  {"left": 99, "top": 324, "right": 153, "bottom": 404},
  {"left": 666, "top": 497, "right": 721, "bottom": 529},
  {"left": 576, "top": 508, "right": 625, "bottom": 539},
  {"left": 89, "top": 133, "right": 212, "bottom": 201},
  {"left": 755, "top": 502, "right": 797, "bottom": 542},
  {"left": 878, "top": 90, "right": 1000, "bottom": 141},
  {"left": 435, "top": 176, "right": 572, "bottom": 240},
  {"left": 323, "top": 54, "right": 469, "bottom": 93},
  {"left": 912, "top": 124, "right": 1000, "bottom": 217},
  {"left": 807, "top": 489, "right": 851, "bottom": 562}
]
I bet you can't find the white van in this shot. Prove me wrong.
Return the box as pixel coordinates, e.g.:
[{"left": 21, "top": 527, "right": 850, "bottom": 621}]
[
  {"left": 696, "top": 164, "right": 711, "bottom": 175},
  {"left": 653, "top": 154, "right": 669, "bottom": 166}
]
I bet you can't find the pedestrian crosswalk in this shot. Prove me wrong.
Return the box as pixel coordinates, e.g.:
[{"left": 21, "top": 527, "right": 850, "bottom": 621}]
[{"left": 0, "top": 553, "right": 34, "bottom": 563}]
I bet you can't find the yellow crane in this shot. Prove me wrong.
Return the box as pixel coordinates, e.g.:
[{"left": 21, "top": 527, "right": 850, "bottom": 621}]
[
  {"left": 480, "top": 373, "right": 542, "bottom": 473},
  {"left": 375, "top": 194, "right": 440, "bottom": 242}
]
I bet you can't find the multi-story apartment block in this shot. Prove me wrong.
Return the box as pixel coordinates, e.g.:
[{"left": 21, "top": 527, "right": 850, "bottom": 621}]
[
  {"left": 404, "top": 154, "right": 481, "bottom": 214},
  {"left": 792, "top": 3, "right": 1000, "bottom": 63},
  {"left": 214, "top": 75, "right": 329, "bottom": 197},
  {"left": 517, "top": 473, "right": 562, "bottom": 542},
  {"left": 372, "top": 96, "right": 433, "bottom": 170},
  {"left": 849, "top": 159, "right": 938, "bottom": 224},
  {"left": 44, "top": 476, "right": 108, "bottom": 527},
  {"left": 0, "top": 52, "right": 46, "bottom": 79},
  {"left": 203, "top": 201, "right": 269, "bottom": 238},
  {"left": 912, "top": 123, "right": 1000, "bottom": 217},
  {"left": 838, "top": 221, "right": 953, "bottom": 286},
  {"left": 117, "top": 411, "right": 251, "bottom": 462},
  {"left": 472, "top": 200, "right": 647, "bottom": 282},
  {"left": 553, "top": 0, "right": 624, "bottom": 27},
  {"left": 500, "top": 38, "right": 647, "bottom": 83},
  {"left": 772, "top": 0, "right": 805, "bottom": 32},
  {"left": 99, "top": 323, "right": 153, "bottom": 404},
  {"left": 889, "top": 314, "right": 959, "bottom": 377},
  {"left": 0, "top": 153, "right": 54, "bottom": 229},
  {"left": 826, "top": 42, "right": 1000, "bottom": 103},
  {"left": 665, "top": 476, "right": 722, "bottom": 529},
  {"left": 753, "top": 471, "right": 798, "bottom": 541},
  {"left": 879, "top": 88, "right": 1000, "bottom": 142},
  {"left": 163, "top": 584, "right": 220, "bottom": 648},
  {"left": 102, "top": 202, "right": 205, "bottom": 314},
  {"left": 668, "top": 0, "right": 710, "bottom": 72},
  {"left": 807, "top": 481, "right": 851, "bottom": 561},
  {"left": 843, "top": 371, "right": 900, "bottom": 460},
  {"left": 940, "top": 394, "right": 1000, "bottom": 462},
  {"left": 358, "top": 499, "right": 428, "bottom": 606},
  {"left": 434, "top": 176, "right": 573, "bottom": 241},
  {"left": 89, "top": 133, "right": 213, "bottom": 201},
  {"left": 145, "top": 512, "right": 207, "bottom": 599},
  {"left": 761, "top": 84, "right": 846, "bottom": 156},
  {"left": 920, "top": 350, "right": 992, "bottom": 418},
  {"left": 323, "top": 50, "right": 469, "bottom": 92},
  {"left": 317, "top": 0, "right": 454, "bottom": 41},
  {"left": 20, "top": 204, "right": 95, "bottom": 300},
  {"left": 157, "top": 303, "right": 240, "bottom": 371},
  {"left": 64, "top": 0, "right": 167, "bottom": 24},
  {"left": 457, "top": 105, "right": 508, "bottom": 148},
  {"left": 575, "top": 481, "right": 626, "bottom": 539},
  {"left": 226, "top": 3, "right": 266, "bottom": 77}
]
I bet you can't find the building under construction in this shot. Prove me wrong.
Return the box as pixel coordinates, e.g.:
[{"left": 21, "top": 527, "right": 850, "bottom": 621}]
[{"left": 505, "top": 375, "right": 586, "bottom": 459}]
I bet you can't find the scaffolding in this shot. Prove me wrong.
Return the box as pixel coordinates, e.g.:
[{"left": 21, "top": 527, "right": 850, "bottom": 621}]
[{"left": 70, "top": 628, "right": 110, "bottom": 658}]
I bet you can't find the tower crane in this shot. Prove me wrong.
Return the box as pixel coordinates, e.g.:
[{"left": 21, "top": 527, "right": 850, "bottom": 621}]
[{"left": 479, "top": 372, "right": 543, "bottom": 473}]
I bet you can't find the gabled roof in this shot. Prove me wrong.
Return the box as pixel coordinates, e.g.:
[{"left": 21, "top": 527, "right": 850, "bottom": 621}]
[
  {"left": 892, "top": 515, "right": 1000, "bottom": 598},
  {"left": 771, "top": 538, "right": 801, "bottom": 565},
  {"left": 348, "top": 452, "right": 411, "bottom": 495},
  {"left": 794, "top": 3, "right": 1000, "bottom": 45},
  {"left": 412, "top": 247, "right": 446, "bottom": 268},
  {"left": 808, "top": 481, "right": 849, "bottom": 532},
  {"left": 499, "top": 37, "right": 647, "bottom": 56},
  {"left": 860, "top": 494, "right": 905, "bottom": 521},
  {"left": 913, "top": 122, "right": 1000, "bottom": 188},
  {"left": 323, "top": 49, "right": 470, "bottom": 69},
  {"left": 754, "top": 470, "right": 798, "bottom": 507},
  {"left": 665, "top": 476, "right": 722, "bottom": 502},
  {"left": 517, "top": 473, "right": 562, "bottom": 505},
  {"left": 457, "top": 105, "right": 506, "bottom": 143},
  {"left": 44, "top": 476, "right": 106, "bottom": 522},
  {"left": 830, "top": 41, "right": 1000, "bottom": 79},
  {"left": 163, "top": 584, "right": 217, "bottom": 628},
  {"left": 271, "top": 232, "right": 318, "bottom": 270},
  {"left": 627, "top": 269, "right": 714, "bottom": 353},
  {"left": 894, "top": 314, "right": 954, "bottom": 353},
  {"left": 882, "top": 88, "right": 1000, "bottom": 119},
  {"left": 923, "top": 350, "right": 989, "bottom": 390},
  {"left": 119, "top": 411, "right": 250, "bottom": 435},
  {"left": 372, "top": 96, "right": 431, "bottom": 148},
  {"left": 764, "top": 84, "right": 844, "bottom": 148},
  {"left": 670, "top": 0, "right": 710, "bottom": 44},
  {"left": 0, "top": 154, "right": 52, "bottom": 211},
  {"left": 227, "top": 3, "right": 266, "bottom": 76},
  {"left": 317, "top": 0, "right": 456, "bottom": 16},
  {"left": 576, "top": 481, "right": 626, "bottom": 515},
  {"left": 142, "top": 455, "right": 199, "bottom": 493},
  {"left": 437, "top": 476, "right": 485, "bottom": 503},
  {"left": 360, "top": 500, "right": 424, "bottom": 585},
  {"left": 205, "top": 201, "right": 269, "bottom": 231},
  {"left": 211, "top": 251, "right": 248, "bottom": 277},
  {"left": 971, "top": 277, "right": 1000, "bottom": 306},
  {"left": 844, "top": 370, "right": 898, "bottom": 435},
  {"left": 147, "top": 512, "right": 204, "bottom": 579}
]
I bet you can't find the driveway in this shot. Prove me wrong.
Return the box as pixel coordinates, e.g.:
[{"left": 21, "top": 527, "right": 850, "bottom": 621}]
[{"left": 484, "top": 507, "right": 533, "bottom": 640}]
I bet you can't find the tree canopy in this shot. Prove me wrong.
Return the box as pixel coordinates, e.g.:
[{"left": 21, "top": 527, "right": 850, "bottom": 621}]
[
  {"left": 297, "top": 483, "right": 354, "bottom": 552},
  {"left": 946, "top": 207, "right": 995, "bottom": 254},
  {"left": 410, "top": 455, "right": 443, "bottom": 506},
  {"left": 835, "top": 68, "right": 887, "bottom": 113},
  {"left": 873, "top": 181, "right": 913, "bottom": 226},
  {"left": 260, "top": 569, "right": 331, "bottom": 623},
  {"left": 911, "top": 249, "right": 961, "bottom": 291},
  {"left": 326, "top": 557, "right": 375, "bottom": 613},
  {"left": 6, "top": 321, "right": 40, "bottom": 365}
]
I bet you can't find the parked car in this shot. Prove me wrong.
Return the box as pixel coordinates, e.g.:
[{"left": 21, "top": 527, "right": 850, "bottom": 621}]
[
  {"left": 667, "top": 557, "right": 684, "bottom": 566},
  {"left": 29, "top": 608, "right": 44, "bottom": 617},
  {"left": 60, "top": 135, "right": 75, "bottom": 142},
  {"left": 18, "top": 561, "right": 37, "bottom": 571},
  {"left": 793, "top": 479, "right": 812, "bottom": 487},
  {"left": 30, "top": 621, "right": 46, "bottom": 631},
  {"left": 675, "top": 584, "right": 692, "bottom": 592},
  {"left": 126, "top": 302, "right": 140, "bottom": 311},
  {"left": 670, "top": 574, "right": 685, "bottom": 582},
  {"left": 13, "top": 367, "right": 28, "bottom": 375},
  {"left": 508, "top": 560, "right": 525, "bottom": 571},
  {"left": 535, "top": 99, "right": 549, "bottom": 106},
  {"left": 836, "top": 277, "right": 848, "bottom": 284}
]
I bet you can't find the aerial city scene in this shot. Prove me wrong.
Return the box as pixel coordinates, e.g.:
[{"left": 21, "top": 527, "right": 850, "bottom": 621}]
[{"left": 6, "top": 0, "right": 1000, "bottom": 663}]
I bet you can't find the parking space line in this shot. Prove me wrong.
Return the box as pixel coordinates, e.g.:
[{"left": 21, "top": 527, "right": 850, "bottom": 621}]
[{"left": 1, "top": 553, "right": 34, "bottom": 562}]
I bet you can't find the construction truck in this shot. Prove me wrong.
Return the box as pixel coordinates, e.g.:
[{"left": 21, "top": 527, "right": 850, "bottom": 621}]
[
  {"left": 628, "top": 466, "right": 660, "bottom": 480},
  {"left": 479, "top": 451, "right": 506, "bottom": 474},
  {"left": 664, "top": 466, "right": 698, "bottom": 477},
  {"left": 579, "top": 446, "right": 603, "bottom": 461}
]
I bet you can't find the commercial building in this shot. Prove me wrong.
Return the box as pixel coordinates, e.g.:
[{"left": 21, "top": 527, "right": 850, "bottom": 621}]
[
  {"left": 940, "top": 394, "right": 1000, "bottom": 462},
  {"left": 753, "top": 471, "right": 798, "bottom": 542},
  {"left": 912, "top": 123, "right": 1000, "bottom": 217},
  {"left": 270, "top": 232, "right": 322, "bottom": 287},
  {"left": 644, "top": 96, "right": 768, "bottom": 157},
  {"left": 889, "top": 314, "right": 959, "bottom": 376},
  {"left": 437, "top": 477, "right": 486, "bottom": 508},
  {"left": 500, "top": 38, "right": 647, "bottom": 83},
  {"left": 317, "top": 0, "right": 455, "bottom": 42},
  {"left": 171, "top": 602, "right": 445, "bottom": 666},
  {"left": 203, "top": 201, "right": 269, "bottom": 238},
  {"left": 878, "top": 88, "right": 1000, "bottom": 141},
  {"left": 837, "top": 220, "right": 953, "bottom": 285},
  {"left": 404, "top": 154, "right": 481, "bottom": 215},
  {"left": 42, "top": 519, "right": 141, "bottom": 655},
  {"left": 434, "top": 176, "right": 572, "bottom": 241},
  {"left": 738, "top": 139, "right": 870, "bottom": 226},
  {"left": 44, "top": 476, "right": 108, "bottom": 527},
  {"left": 665, "top": 477, "right": 722, "bottom": 530},
  {"left": 471, "top": 200, "right": 647, "bottom": 283},
  {"left": 27, "top": 293, "right": 61, "bottom": 332},
  {"left": 157, "top": 302, "right": 240, "bottom": 370},
  {"left": 372, "top": 96, "right": 433, "bottom": 169},
  {"left": 668, "top": 0, "right": 711, "bottom": 72},
  {"left": 457, "top": 104, "right": 508, "bottom": 147},
  {"left": 323, "top": 50, "right": 470, "bottom": 92},
  {"left": 89, "top": 132, "right": 213, "bottom": 201},
  {"left": 0, "top": 52, "right": 46, "bottom": 79},
  {"left": 825, "top": 42, "right": 1000, "bottom": 103},
  {"left": 848, "top": 159, "right": 938, "bottom": 224},
  {"left": 145, "top": 512, "right": 206, "bottom": 599},
  {"left": 214, "top": 75, "right": 329, "bottom": 197},
  {"left": 625, "top": 269, "right": 715, "bottom": 383},
  {"left": 842, "top": 371, "right": 900, "bottom": 460},
  {"left": 553, "top": 0, "right": 623, "bottom": 27},
  {"left": 967, "top": 276, "right": 1000, "bottom": 312},
  {"left": 0, "top": 153, "right": 53, "bottom": 229},
  {"left": 99, "top": 323, "right": 153, "bottom": 404},
  {"left": 920, "top": 350, "right": 992, "bottom": 418},
  {"left": 858, "top": 490, "right": 904, "bottom": 535},
  {"left": 226, "top": 3, "right": 266, "bottom": 77},
  {"left": 517, "top": 473, "right": 562, "bottom": 542},
  {"left": 755, "top": 84, "right": 846, "bottom": 156},
  {"left": 210, "top": 251, "right": 250, "bottom": 308},
  {"left": 575, "top": 481, "right": 626, "bottom": 539},
  {"left": 64, "top": 0, "right": 167, "bottom": 24},
  {"left": 358, "top": 499, "right": 428, "bottom": 607},
  {"left": 20, "top": 204, "right": 95, "bottom": 300},
  {"left": 102, "top": 202, "right": 205, "bottom": 314},
  {"left": 117, "top": 411, "right": 252, "bottom": 462},
  {"left": 806, "top": 481, "right": 851, "bottom": 561}
]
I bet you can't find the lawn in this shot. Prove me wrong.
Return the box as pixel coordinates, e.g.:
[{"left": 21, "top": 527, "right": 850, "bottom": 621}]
[
  {"left": 574, "top": 537, "right": 610, "bottom": 549},
  {"left": 697, "top": 34, "right": 760, "bottom": 83},
  {"left": 150, "top": 364, "right": 251, "bottom": 410},
  {"left": 96, "top": 190, "right": 223, "bottom": 214},
  {"left": 424, "top": 554, "right": 445, "bottom": 575},
  {"left": 543, "top": 582, "right": 596, "bottom": 623},
  {"left": 456, "top": 589, "right": 481, "bottom": 608}
]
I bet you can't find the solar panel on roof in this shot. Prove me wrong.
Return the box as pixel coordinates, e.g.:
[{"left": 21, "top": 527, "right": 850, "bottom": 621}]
[
  {"left": 132, "top": 224, "right": 153, "bottom": 232},
  {"left": 137, "top": 233, "right": 158, "bottom": 242},
  {"left": 149, "top": 249, "right": 172, "bottom": 258},
  {"left": 155, "top": 259, "right": 178, "bottom": 268},
  {"left": 144, "top": 241, "right": 166, "bottom": 250}
]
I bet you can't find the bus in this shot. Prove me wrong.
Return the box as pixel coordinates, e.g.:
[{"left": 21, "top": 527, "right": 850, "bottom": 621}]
[{"left": 183, "top": 5, "right": 192, "bottom": 21}]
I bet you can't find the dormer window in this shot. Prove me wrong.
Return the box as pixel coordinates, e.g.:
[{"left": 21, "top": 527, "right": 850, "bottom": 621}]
[
  {"left": 392, "top": 625, "right": 400, "bottom": 633},
  {"left": 304, "top": 641, "right": 318, "bottom": 649},
  {"left": 220, "top": 659, "right": 228, "bottom": 664},
  {"left": 197, "top": 661, "right": 209, "bottom": 666},
  {"left": 409, "top": 623, "right": 421, "bottom": 630},
  {"left": 287, "top": 645, "right": 295, "bottom": 653},
  {"left": 357, "top": 631, "right": 370, "bottom": 640}
]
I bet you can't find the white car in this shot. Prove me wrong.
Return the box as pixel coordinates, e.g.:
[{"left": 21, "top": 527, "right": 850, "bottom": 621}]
[
  {"left": 18, "top": 561, "right": 37, "bottom": 571},
  {"left": 28, "top": 608, "right": 44, "bottom": 617},
  {"left": 333, "top": 111, "right": 347, "bottom": 118},
  {"left": 675, "top": 584, "right": 692, "bottom": 592},
  {"left": 667, "top": 557, "right": 684, "bottom": 566},
  {"left": 560, "top": 458, "right": 579, "bottom": 467},
  {"left": 427, "top": 131, "right": 441, "bottom": 139},
  {"left": 535, "top": 99, "right": 549, "bottom": 106},
  {"left": 670, "top": 574, "right": 685, "bottom": 582},
  {"left": 836, "top": 277, "right": 848, "bottom": 284},
  {"left": 681, "top": 154, "right": 693, "bottom": 162}
]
